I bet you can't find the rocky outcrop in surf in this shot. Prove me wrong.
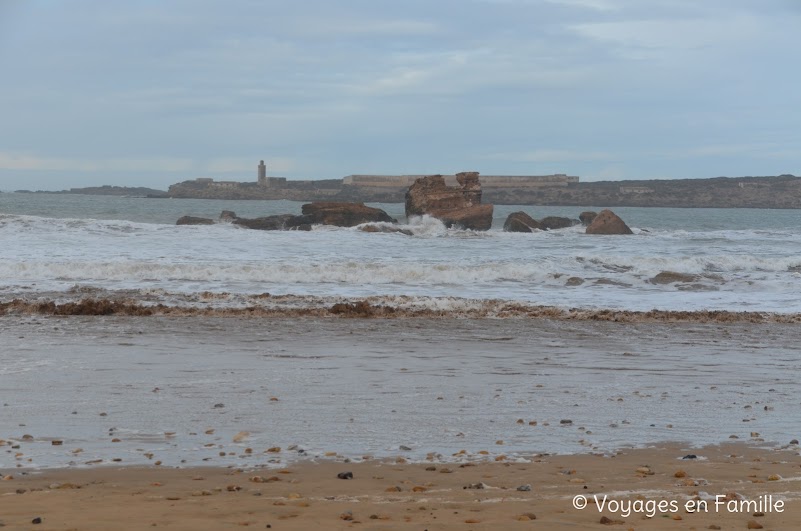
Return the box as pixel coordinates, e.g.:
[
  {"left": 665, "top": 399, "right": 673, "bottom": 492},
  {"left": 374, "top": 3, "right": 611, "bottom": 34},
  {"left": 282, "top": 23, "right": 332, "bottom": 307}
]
[
  {"left": 503, "top": 212, "right": 541, "bottom": 232},
  {"left": 579, "top": 211, "right": 598, "bottom": 226},
  {"left": 539, "top": 216, "right": 577, "bottom": 230},
  {"left": 502, "top": 212, "right": 579, "bottom": 232},
  {"left": 585, "top": 209, "right": 633, "bottom": 235},
  {"left": 177, "top": 202, "right": 395, "bottom": 230},
  {"left": 176, "top": 216, "right": 214, "bottom": 225},
  {"left": 405, "top": 172, "right": 494, "bottom": 231},
  {"left": 298, "top": 202, "right": 396, "bottom": 227}
]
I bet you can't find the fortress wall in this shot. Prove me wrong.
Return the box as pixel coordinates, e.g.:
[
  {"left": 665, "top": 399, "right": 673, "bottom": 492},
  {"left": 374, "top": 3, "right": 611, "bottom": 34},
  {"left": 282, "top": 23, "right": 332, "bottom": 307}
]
[{"left": 344, "top": 174, "right": 578, "bottom": 189}]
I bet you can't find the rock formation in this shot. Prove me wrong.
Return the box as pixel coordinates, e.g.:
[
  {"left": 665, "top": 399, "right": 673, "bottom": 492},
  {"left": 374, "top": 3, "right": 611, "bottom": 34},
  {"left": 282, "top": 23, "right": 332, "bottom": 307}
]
[
  {"left": 503, "top": 212, "right": 540, "bottom": 232},
  {"left": 199, "top": 203, "right": 395, "bottom": 231},
  {"left": 579, "top": 211, "right": 598, "bottom": 226},
  {"left": 176, "top": 216, "right": 214, "bottom": 225},
  {"left": 219, "top": 210, "right": 238, "bottom": 222},
  {"left": 298, "top": 202, "right": 396, "bottom": 227},
  {"left": 233, "top": 214, "right": 300, "bottom": 231},
  {"left": 360, "top": 224, "right": 413, "bottom": 236},
  {"left": 539, "top": 216, "right": 577, "bottom": 230},
  {"left": 585, "top": 209, "right": 633, "bottom": 235},
  {"left": 405, "top": 172, "right": 494, "bottom": 231}
]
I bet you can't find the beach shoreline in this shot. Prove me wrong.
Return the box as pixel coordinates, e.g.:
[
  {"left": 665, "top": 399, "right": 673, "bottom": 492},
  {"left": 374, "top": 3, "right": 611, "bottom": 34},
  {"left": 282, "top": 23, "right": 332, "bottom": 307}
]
[{"left": 2, "top": 442, "right": 800, "bottom": 529}]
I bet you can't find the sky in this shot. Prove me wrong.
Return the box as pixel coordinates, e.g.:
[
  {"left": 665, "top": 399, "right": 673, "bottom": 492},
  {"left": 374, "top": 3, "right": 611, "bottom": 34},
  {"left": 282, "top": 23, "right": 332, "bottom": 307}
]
[{"left": 1, "top": 0, "right": 800, "bottom": 191}]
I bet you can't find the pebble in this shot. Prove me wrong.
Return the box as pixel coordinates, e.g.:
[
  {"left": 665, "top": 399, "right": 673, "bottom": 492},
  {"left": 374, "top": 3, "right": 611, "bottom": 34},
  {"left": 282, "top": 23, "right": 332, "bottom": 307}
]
[
  {"left": 747, "top": 521, "right": 764, "bottom": 529},
  {"left": 51, "top": 440, "right": 63, "bottom": 446},
  {"left": 560, "top": 419, "right": 573, "bottom": 425},
  {"left": 516, "top": 484, "right": 531, "bottom": 492},
  {"left": 32, "top": 517, "right": 42, "bottom": 524},
  {"left": 337, "top": 471, "right": 353, "bottom": 480}
]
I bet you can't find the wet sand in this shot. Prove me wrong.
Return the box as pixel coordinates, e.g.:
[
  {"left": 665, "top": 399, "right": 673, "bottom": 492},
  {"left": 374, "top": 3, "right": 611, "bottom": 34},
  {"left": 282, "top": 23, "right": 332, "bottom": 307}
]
[
  {"left": 2, "top": 443, "right": 801, "bottom": 529},
  {"left": 2, "top": 315, "right": 801, "bottom": 528},
  {"left": 2, "top": 316, "right": 801, "bottom": 468}
]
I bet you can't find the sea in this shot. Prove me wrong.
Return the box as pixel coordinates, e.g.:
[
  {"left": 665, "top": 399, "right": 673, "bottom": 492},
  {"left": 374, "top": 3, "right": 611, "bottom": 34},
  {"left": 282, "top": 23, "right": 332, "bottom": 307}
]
[
  {"left": 2, "top": 193, "right": 800, "bottom": 469},
  {"left": 1, "top": 193, "right": 800, "bottom": 313}
]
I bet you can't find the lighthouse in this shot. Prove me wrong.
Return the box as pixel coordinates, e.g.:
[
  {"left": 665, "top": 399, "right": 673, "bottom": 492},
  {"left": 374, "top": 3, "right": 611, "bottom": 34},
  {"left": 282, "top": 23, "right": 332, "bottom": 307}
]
[{"left": 258, "top": 160, "right": 267, "bottom": 187}]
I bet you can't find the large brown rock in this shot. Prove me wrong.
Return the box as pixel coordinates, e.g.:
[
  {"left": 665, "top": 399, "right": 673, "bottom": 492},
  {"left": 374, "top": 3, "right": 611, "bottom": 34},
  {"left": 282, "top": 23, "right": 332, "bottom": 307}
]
[
  {"left": 300, "top": 202, "right": 396, "bottom": 227},
  {"left": 585, "top": 209, "right": 633, "bottom": 235},
  {"left": 503, "top": 212, "right": 540, "bottom": 232},
  {"left": 405, "top": 172, "right": 494, "bottom": 230},
  {"left": 176, "top": 216, "right": 214, "bottom": 225}
]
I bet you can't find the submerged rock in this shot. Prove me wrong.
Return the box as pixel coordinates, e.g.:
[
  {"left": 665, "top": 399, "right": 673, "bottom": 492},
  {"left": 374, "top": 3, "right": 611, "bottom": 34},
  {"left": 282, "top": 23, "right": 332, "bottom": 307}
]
[
  {"left": 405, "top": 172, "right": 494, "bottom": 231},
  {"left": 585, "top": 209, "right": 633, "bottom": 235},
  {"left": 219, "top": 210, "right": 238, "bottom": 222},
  {"left": 650, "top": 271, "right": 699, "bottom": 284},
  {"left": 233, "top": 214, "right": 298, "bottom": 231},
  {"left": 579, "top": 211, "right": 598, "bottom": 226},
  {"left": 539, "top": 216, "right": 577, "bottom": 230},
  {"left": 176, "top": 216, "right": 214, "bottom": 226},
  {"left": 503, "top": 212, "right": 540, "bottom": 232},
  {"left": 359, "top": 224, "right": 413, "bottom": 236}
]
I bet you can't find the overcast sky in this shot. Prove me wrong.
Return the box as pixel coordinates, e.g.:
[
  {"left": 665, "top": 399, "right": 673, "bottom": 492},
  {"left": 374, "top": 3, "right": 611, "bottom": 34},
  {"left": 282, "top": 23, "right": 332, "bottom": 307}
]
[{"left": 1, "top": 0, "right": 800, "bottom": 190}]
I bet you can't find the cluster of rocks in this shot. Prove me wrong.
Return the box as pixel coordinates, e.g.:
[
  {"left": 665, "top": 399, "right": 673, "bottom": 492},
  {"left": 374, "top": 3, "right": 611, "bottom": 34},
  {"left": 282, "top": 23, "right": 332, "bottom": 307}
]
[
  {"left": 176, "top": 174, "right": 633, "bottom": 234},
  {"left": 503, "top": 208, "right": 633, "bottom": 235},
  {"left": 177, "top": 202, "right": 397, "bottom": 231}
]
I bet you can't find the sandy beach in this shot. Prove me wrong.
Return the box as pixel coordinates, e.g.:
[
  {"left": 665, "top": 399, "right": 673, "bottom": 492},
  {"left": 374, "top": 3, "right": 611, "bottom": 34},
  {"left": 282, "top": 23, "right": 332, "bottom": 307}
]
[{"left": 2, "top": 443, "right": 800, "bottom": 530}]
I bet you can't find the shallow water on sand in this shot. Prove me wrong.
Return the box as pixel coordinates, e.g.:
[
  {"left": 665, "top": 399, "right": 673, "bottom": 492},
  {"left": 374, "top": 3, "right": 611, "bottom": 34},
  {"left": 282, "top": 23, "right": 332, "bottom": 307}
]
[{"left": 2, "top": 316, "right": 799, "bottom": 469}]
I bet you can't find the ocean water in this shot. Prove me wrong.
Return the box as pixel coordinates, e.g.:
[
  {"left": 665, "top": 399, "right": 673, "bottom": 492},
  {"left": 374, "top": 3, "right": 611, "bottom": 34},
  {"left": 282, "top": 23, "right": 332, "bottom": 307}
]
[
  {"left": 2, "top": 193, "right": 801, "bottom": 469},
  {"left": 1, "top": 193, "right": 801, "bottom": 312}
]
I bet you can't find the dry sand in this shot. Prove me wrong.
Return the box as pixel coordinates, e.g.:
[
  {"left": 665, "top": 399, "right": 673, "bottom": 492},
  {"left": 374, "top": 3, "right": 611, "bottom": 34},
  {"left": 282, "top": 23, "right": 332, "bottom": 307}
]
[{"left": 2, "top": 443, "right": 800, "bottom": 530}]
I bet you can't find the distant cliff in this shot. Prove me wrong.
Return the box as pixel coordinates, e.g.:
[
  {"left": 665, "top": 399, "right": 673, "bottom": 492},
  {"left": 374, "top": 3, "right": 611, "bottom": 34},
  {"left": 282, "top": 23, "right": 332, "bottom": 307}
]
[{"left": 166, "top": 174, "right": 801, "bottom": 208}]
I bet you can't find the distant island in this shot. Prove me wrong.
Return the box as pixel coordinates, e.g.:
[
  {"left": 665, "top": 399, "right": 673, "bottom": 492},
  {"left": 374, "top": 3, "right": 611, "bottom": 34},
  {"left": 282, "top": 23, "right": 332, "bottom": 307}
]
[
  {"left": 15, "top": 185, "right": 168, "bottom": 197},
  {"left": 14, "top": 160, "right": 801, "bottom": 208}
]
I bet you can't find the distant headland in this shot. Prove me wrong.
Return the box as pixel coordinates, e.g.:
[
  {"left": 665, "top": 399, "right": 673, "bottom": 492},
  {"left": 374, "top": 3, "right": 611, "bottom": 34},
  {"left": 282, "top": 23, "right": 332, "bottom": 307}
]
[{"left": 14, "top": 159, "right": 801, "bottom": 208}]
